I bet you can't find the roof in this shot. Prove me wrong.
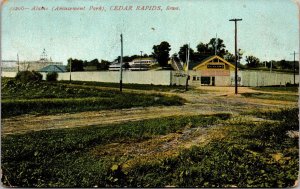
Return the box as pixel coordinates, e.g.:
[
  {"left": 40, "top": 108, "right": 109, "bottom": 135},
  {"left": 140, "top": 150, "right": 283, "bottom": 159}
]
[
  {"left": 132, "top": 57, "right": 155, "bottom": 61},
  {"left": 183, "top": 55, "right": 212, "bottom": 70},
  {"left": 184, "top": 55, "right": 235, "bottom": 71},
  {"left": 39, "top": 65, "right": 67, "bottom": 72},
  {"left": 194, "top": 55, "right": 235, "bottom": 70}
]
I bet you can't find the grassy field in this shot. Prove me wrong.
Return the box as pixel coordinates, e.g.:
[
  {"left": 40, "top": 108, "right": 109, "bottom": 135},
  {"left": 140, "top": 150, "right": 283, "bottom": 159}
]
[
  {"left": 1, "top": 78, "right": 298, "bottom": 187},
  {"left": 252, "top": 86, "right": 298, "bottom": 93},
  {"left": 2, "top": 114, "right": 230, "bottom": 187},
  {"left": 2, "top": 109, "right": 298, "bottom": 187},
  {"left": 58, "top": 80, "right": 191, "bottom": 92},
  {"left": 241, "top": 92, "right": 298, "bottom": 102},
  {"left": 1, "top": 78, "right": 185, "bottom": 118}
]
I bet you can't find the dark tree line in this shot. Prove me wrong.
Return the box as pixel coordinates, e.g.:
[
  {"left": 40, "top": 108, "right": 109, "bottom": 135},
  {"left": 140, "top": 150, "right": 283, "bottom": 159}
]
[
  {"left": 66, "top": 58, "right": 111, "bottom": 71},
  {"left": 67, "top": 38, "right": 296, "bottom": 71}
]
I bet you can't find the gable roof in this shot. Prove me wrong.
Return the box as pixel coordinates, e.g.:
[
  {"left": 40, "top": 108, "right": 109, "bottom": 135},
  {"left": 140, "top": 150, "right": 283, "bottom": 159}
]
[
  {"left": 39, "top": 65, "right": 67, "bottom": 72},
  {"left": 192, "top": 55, "right": 235, "bottom": 70}
]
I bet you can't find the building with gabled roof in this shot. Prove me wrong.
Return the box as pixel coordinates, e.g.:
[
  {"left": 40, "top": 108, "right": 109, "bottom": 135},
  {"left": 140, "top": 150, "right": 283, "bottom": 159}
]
[{"left": 183, "top": 55, "right": 238, "bottom": 86}]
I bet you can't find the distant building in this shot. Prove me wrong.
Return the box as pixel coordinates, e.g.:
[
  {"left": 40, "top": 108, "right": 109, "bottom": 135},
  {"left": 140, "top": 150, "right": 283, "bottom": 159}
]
[
  {"left": 108, "top": 62, "right": 129, "bottom": 71},
  {"left": 129, "top": 57, "right": 157, "bottom": 71},
  {"left": 39, "top": 65, "right": 67, "bottom": 73},
  {"left": 2, "top": 49, "right": 63, "bottom": 72},
  {"left": 1, "top": 60, "right": 18, "bottom": 71}
]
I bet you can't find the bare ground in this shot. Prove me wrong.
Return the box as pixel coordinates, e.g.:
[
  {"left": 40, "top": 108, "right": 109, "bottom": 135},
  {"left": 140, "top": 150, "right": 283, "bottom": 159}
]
[
  {"left": 2, "top": 85, "right": 298, "bottom": 173},
  {"left": 2, "top": 86, "right": 296, "bottom": 135}
]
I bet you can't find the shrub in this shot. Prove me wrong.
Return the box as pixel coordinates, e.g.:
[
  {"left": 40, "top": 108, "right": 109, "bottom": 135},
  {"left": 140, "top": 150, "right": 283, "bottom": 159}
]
[
  {"left": 15, "top": 71, "right": 43, "bottom": 82},
  {"left": 46, "top": 72, "right": 58, "bottom": 82}
]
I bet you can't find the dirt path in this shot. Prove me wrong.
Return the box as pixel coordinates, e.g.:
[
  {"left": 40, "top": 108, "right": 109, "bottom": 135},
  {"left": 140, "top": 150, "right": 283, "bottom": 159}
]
[{"left": 2, "top": 86, "right": 297, "bottom": 135}]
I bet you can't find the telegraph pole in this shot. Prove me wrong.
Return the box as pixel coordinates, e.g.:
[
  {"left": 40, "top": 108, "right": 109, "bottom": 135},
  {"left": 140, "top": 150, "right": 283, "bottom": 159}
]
[
  {"left": 215, "top": 33, "right": 218, "bottom": 55},
  {"left": 289, "top": 51, "right": 299, "bottom": 85},
  {"left": 185, "top": 43, "right": 190, "bottom": 91},
  {"left": 69, "top": 59, "right": 72, "bottom": 83},
  {"left": 140, "top": 51, "right": 143, "bottom": 71},
  {"left": 120, "top": 34, "right": 123, "bottom": 92},
  {"left": 229, "top": 18, "right": 242, "bottom": 95},
  {"left": 17, "top": 53, "right": 20, "bottom": 72}
]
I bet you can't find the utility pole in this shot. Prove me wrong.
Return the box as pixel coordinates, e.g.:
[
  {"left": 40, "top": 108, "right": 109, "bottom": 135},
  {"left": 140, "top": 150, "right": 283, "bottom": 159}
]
[
  {"left": 69, "top": 59, "right": 72, "bottom": 83},
  {"left": 120, "top": 34, "right": 123, "bottom": 92},
  {"left": 270, "top": 61, "right": 272, "bottom": 73},
  {"left": 215, "top": 33, "right": 218, "bottom": 55},
  {"left": 185, "top": 43, "right": 190, "bottom": 91},
  {"left": 140, "top": 51, "right": 143, "bottom": 71},
  {"left": 290, "top": 51, "right": 299, "bottom": 85},
  {"left": 229, "top": 18, "right": 242, "bottom": 95},
  {"left": 17, "top": 53, "right": 19, "bottom": 72}
]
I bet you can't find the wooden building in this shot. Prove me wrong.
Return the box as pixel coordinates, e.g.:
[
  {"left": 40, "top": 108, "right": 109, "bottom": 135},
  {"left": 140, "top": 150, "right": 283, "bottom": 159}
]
[{"left": 185, "top": 55, "right": 237, "bottom": 86}]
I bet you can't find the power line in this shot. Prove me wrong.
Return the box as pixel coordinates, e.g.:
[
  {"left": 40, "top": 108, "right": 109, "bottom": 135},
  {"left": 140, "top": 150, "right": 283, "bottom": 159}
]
[
  {"left": 290, "top": 51, "right": 299, "bottom": 85},
  {"left": 119, "top": 34, "right": 123, "bottom": 92},
  {"left": 229, "top": 18, "right": 242, "bottom": 95}
]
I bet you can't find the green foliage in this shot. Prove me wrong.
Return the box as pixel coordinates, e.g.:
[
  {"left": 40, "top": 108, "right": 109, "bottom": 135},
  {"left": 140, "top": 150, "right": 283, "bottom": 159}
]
[
  {"left": 15, "top": 71, "right": 43, "bottom": 82},
  {"left": 66, "top": 58, "right": 84, "bottom": 71},
  {"left": 223, "top": 50, "right": 243, "bottom": 66},
  {"left": 152, "top": 41, "right": 171, "bottom": 67},
  {"left": 58, "top": 80, "right": 190, "bottom": 92},
  {"left": 46, "top": 72, "right": 58, "bottom": 82},
  {"left": 1, "top": 79, "right": 184, "bottom": 118},
  {"left": 252, "top": 86, "right": 298, "bottom": 92},
  {"left": 245, "top": 55, "right": 260, "bottom": 68},
  {"left": 178, "top": 44, "right": 194, "bottom": 63},
  {"left": 123, "top": 108, "right": 299, "bottom": 187},
  {"left": 241, "top": 92, "right": 298, "bottom": 102},
  {"left": 196, "top": 38, "right": 227, "bottom": 58},
  {"left": 207, "top": 38, "right": 226, "bottom": 57},
  {"left": 1, "top": 114, "right": 227, "bottom": 187}
]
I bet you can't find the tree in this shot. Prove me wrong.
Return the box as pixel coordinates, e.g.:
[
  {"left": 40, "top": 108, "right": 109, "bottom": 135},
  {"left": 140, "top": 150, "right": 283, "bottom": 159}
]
[
  {"left": 279, "top": 59, "right": 292, "bottom": 70},
  {"left": 67, "top": 58, "right": 84, "bottom": 71},
  {"left": 178, "top": 44, "right": 194, "bottom": 63},
  {"left": 207, "top": 38, "right": 226, "bottom": 57},
  {"left": 224, "top": 49, "right": 243, "bottom": 64},
  {"left": 245, "top": 55, "right": 260, "bottom": 68},
  {"left": 196, "top": 42, "right": 209, "bottom": 54},
  {"left": 99, "top": 59, "right": 111, "bottom": 70},
  {"left": 152, "top": 41, "right": 171, "bottom": 67}
]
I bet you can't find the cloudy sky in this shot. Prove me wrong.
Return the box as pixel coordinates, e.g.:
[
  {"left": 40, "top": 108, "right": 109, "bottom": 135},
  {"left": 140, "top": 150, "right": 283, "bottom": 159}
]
[{"left": 2, "top": 0, "right": 299, "bottom": 64}]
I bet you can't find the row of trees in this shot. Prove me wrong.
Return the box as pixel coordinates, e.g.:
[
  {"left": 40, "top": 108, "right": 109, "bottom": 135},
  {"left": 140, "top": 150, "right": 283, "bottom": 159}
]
[
  {"left": 151, "top": 38, "right": 244, "bottom": 68},
  {"left": 66, "top": 58, "right": 110, "bottom": 71},
  {"left": 67, "top": 38, "right": 298, "bottom": 71},
  {"left": 245, "top": 56, "right": 299, "bottom": 70}
]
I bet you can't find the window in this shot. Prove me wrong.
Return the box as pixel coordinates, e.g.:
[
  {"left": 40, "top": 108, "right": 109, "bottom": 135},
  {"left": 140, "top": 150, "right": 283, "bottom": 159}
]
[
  {"left": 201, "top": 77, "right": 210, "bottom": 85},
  {"left": 193, "top": 76, "right": 196, "bottom": 81}
]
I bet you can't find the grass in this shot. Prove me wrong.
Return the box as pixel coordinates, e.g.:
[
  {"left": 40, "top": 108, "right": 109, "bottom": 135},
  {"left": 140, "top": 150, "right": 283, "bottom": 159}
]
[
  {"left": 241, "top": 92, "right": 298, "bottom": 102},
  {"left": 1, "top": 78, "right": 185, "bottom": 118},
  {"left": 57, "top": 80, "right": 191, "bottom": 92},
  {"left": 1, "top": 108, "right": 298, "bottom": 187},
  {"left": 252, "top": 86, "right": 298, "bottom": 93},
  {"left": 118, "top": 108, "right": 299, "bottom": 187},
  {"left": 1, "top": 114, "right": 230, "bottom": 187}
]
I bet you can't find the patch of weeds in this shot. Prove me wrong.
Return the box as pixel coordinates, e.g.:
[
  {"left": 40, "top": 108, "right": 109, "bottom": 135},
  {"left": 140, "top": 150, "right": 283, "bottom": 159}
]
[
  {"left": 1, "top": 78, "right": 185, "bottom": 117},
  {"left": 1, "top": 114, "right": 228, "bottom": 187},
  {"left": 241, "top": 92, "right": 298, "bottom": 102},
  {"left": 252, "top": 86, "right": 298, "bottom": 93}
]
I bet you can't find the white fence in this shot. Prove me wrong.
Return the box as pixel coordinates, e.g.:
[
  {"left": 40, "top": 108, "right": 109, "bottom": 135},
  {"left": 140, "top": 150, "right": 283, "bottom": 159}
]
[
  {"left": 240, "top": 70, "right": 299, "bottom": 86},
  {"left": 1, "top": 71, "right": 171, "bottom": 85},
  {"left": 1, "top": 70, "right": 298, "bottom": 87}
]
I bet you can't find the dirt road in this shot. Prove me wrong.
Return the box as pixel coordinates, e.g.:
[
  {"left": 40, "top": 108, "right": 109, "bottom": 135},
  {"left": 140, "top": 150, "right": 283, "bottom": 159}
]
[{"left": 2, "top": 86, "right": 296, "bottom": 135}]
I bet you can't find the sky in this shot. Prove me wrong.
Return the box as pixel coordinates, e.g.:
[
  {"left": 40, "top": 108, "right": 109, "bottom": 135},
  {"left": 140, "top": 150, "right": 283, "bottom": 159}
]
[{"left": 1, "top": 0, "right": 299, "bottom": 65}]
